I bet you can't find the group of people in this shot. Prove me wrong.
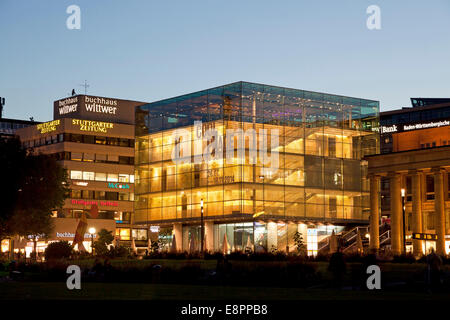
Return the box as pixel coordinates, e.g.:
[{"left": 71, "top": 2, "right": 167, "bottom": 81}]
[{"left": 87, "top": 258, "right": 113, "bottom": 280}]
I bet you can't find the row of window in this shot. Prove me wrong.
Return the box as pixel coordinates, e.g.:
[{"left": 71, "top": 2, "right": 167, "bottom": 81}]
[
  {"left": 68, "top": 152, "right": 134, "bottom": 164},
  {"left": 70, "top": 170, "right": 135, "bottom": 183},
  {"left": 70, "top": 190, "right": 134, "bottom": 201},
  {"left": 56, "top": 209, "right": 131, "bottom": 222},
  {"left": 23, "top": 133, "right": 134, "bottom": 148},
  {"left": 116, "top": 228, "right": 148, "bottom": 241}
]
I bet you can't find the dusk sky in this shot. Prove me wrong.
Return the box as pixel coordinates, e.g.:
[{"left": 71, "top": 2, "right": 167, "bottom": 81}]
[{"left": 1, "top": 0, "right": 449, "bottom": 121}]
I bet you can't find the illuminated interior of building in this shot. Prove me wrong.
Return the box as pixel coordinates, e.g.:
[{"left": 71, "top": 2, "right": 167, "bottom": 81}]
[{"left": 134, "top": 82, "right": 379, "bottom": 253}]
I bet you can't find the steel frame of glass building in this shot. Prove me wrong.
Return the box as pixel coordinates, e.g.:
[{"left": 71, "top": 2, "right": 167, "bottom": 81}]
[{"left": 134, "top": 81, "right": 379, "bottom": 254}]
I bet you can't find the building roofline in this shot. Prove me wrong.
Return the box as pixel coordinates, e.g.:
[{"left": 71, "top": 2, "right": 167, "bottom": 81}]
[{"left": 142, "top": 81, "right": 379, "bottom": 106}]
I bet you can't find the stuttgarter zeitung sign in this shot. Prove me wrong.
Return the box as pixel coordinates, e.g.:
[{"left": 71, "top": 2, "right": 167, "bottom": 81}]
[
  {"left": 72, "top": 119, "right": 114, "bottom": 133},
  {"left": 37, "top": 120, "right": 61, "bottom": 134},
  {"left": 381, "top": 119, "right": 450, "bottom": 134}
]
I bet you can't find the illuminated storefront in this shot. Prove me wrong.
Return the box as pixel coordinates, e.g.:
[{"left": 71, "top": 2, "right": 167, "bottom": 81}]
[{"left": 134, "top": 82, "right": 379, "bottom": 253}]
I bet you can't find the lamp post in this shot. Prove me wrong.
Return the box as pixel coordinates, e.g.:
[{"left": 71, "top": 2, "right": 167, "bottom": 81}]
[
  {"left": 401, "top": 188, "right": 406, "bottom": 255},
  {"left": 200, "top": 199, "right": 204, "bottom": 254},
  {"left": 89, "top": 227, "right": 96, "bottom": 255}
]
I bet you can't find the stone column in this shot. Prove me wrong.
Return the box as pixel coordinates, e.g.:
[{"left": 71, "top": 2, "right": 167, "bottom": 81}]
[
  {"left": 369, "top": 175, "right": 380, "bottom": 252},
  {"left": 267, "top": 222, "right": 278, "bottom": 252},
  {"left": 389, "top": 172, "right": 402, "bottom": 255},
  {"left": 411, "top": 170, "right": 423, "bottom": 257},
  {"left": 433, "top": 168, "right": 446, "bottom": 256},
  {"left": 205, "top": 221, "right": 214, "bottom": 252},
  {"left": 173, "top": 223, "right": 182, "bottom": 252}
]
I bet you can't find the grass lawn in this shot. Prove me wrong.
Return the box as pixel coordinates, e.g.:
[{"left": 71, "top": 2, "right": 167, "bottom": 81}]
[{"left": 0, "top": 282, "right": 448, "bottom": 300}]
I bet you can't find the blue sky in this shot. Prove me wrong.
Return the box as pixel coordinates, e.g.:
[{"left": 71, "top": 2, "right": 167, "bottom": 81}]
[{"left": 1, "top": 0, "right": 449, "bottom": 121}]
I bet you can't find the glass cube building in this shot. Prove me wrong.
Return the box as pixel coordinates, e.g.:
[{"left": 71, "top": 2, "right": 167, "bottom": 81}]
[{"left": 135, "top": 82, "right": 379, "bottom": 254}]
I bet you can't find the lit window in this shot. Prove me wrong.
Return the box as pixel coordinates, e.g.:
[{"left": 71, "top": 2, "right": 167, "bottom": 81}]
[
  {"left": 107, "top": 173, "right": 118, "bottom": 182},
  {"left": 83, "top": 171, "right": 95, "bottom": 181},
  {"left": 70, "top": 171, "right": 82, "bottom": 180},
  {"left": 130, "top": 175, "right": 135, "bottom": 183},
  {"left": 116, "top": 228, "right": 130, "bottom": 240},
  {"left": 95, "top": 172, "right": 107, "bottom": 182},
  {"left": 119, "top": 174, "right": 129, "bottom": 182}
]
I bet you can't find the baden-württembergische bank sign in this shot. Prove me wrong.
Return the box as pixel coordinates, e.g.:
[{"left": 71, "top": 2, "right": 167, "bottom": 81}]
[{"left": 53, "top": 95, "right": 146, "bottom": 125}]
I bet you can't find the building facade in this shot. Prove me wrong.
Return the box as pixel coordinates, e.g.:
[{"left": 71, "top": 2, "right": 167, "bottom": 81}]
[
  {"left": 367, "top": 147, "right": 450, "bottom": 256},
  {"left": 12, "top": 94, "right": 147, "bottom": 256},
  {"left": 134, "top": 82, "right": 379, "bottom": 254},
  {"left": 368, "top": 98, "right": 450, "bottom": 256}
]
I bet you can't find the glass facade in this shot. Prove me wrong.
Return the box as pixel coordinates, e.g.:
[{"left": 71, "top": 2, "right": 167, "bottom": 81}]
[{"left": 134, "top": 82, "right": 379, "bottom": 248}]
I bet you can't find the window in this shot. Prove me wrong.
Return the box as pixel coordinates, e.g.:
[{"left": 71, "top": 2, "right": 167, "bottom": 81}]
[
  {"left": 82, "top": 190, "right": 94, "bottom": 199},
  {"left": 107, "top": 137, "right": 119, "bottom": 146},
  {"left": 95, "top": 136, "right": 107, "bottom": 145},
  {"left": 72, "top": 134, "right": 83, "bottom": 143},
  {"left": 71, "top": 152, "right": 83, "bottom": 161},
  {"left": 83, "top": 153, "right": 95, "bottom": 162},
  {"left": 119, "top": 174, "right": 130, "bottom": 182},
  {"left": 426, "top": 175, "right": 434, "bottom": 200},
  {"left": 71, "top": 190, "right": 82, "bottom": 198},
  {"left": 119, "top": 138, "right": 129, "bottom": 147},
  {"left": 70, "top": 170, "right": 82, "bottom": 180},
  {"left": 95, "top": 172, "right": 107, "bottom": 182},
  {"left": 130, "top": 175, "right": 135, "bottom": 183},
  {"left": 83, "top": 171, "right": 95, "bottom": 181},
  {"left": 105, "top": 192, "right": 118, "bottom": 201},
  {"left": 132, "top": 229, "right": 148, "bottom": 241},
  {"left": 427, "top": 212, "right": 435, "bottom": 230},
  {"left": 107, "top": 173, "right": 118, "bottom": 182},
  {"left": 95, "top": 191, "right": 106, "bottom": 200},
  {"left": 116, "top": 228, "right": 130, "bottom": 240},
  {"left": 83, "top": 135, "right": 95, "bottom": 144},
  {"left": 108, "top": 154, "right": 119, "bottom": 163},
  {"left": 96, "top": 154, "right": 107, "bottom": 163}
]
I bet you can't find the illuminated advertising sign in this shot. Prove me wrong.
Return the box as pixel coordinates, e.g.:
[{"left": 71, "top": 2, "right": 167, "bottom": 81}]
[
  {"left": 380, "top": 125, "right": 398, "bottom": 134},
  {"left": 54, "top": 95, "right": 145, "bottom": 125},
  {"left": 84, "top": 96, "right": 118, "bottom": 115},
  {"left": 70, "top": 199, "right": 118, "bottom": 207},
  {"left": 37, "top": 120, "right": 60, "bottom": 134},
  {"left": 381, "top": 119, "right": 450, "bottom": 134},
  {"left": 107, "top": 182, "right": 130, "bottom": 189},
  {"left": 57, "top": 97, "right": 78, "bottom": 115},
  {"left": 56, "top": 232, "right": 97, "bottom": 239},
  {"left": 72, "top": 119, "right": 114, "bottom": 133},
  {"left": 412, "top": 233, "right": 438, "bottom": 241}
]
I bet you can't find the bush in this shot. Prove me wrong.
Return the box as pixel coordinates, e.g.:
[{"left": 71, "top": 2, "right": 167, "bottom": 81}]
[{"left": 44, "top": 241, "right": 73, "bottom": 260}]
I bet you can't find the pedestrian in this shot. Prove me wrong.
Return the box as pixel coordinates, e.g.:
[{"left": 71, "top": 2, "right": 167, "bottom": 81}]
[{"left": 426, "top": 248, "right": 442, "bottom": 293}]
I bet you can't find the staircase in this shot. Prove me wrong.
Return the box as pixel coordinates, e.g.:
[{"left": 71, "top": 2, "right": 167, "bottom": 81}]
[{"left": 318, "top": 223, "right": 391, "bottom": 254}]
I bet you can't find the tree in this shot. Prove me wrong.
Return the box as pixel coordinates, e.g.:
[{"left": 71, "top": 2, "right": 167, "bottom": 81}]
[
  {"left": 0, "top": 137, "right": 69, "bottom": 258},
  {"left": 0, "top": 138, "right": 27, "bottom": 239},
  {"left": 93, "top": 229, "right": 114, "bottom": 256},
  {"left": 45, "top": 241, "right": 73, "bottom": 260},
  {"left": 293, "top": 231, "right": 306, "bottom": 256}
]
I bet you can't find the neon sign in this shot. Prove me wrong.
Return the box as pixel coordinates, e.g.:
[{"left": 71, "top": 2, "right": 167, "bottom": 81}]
[
  {"left": 71, "top": 199, "right": 118, "bottom": 207},
  {"left": 37, "top": 120, "right": 60, "bottom": 134},
  {"left": 107, "top": 182, "right": 130, "bottom": 189},
  {"left": 72, "top": 119, "right": 114, "bottom": 133}
]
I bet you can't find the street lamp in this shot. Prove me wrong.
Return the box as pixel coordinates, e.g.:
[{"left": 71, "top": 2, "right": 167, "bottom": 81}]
[
  {"left": 401, "top": 188, "right": 406, "bottom": 255},
  {"left": 200, "top": 198, "right": 204, "bottom": 254},
  {"left": 89, "top": 227, "right": 96, "bottom": 255}
]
